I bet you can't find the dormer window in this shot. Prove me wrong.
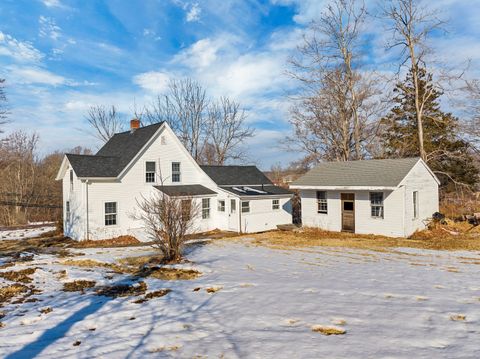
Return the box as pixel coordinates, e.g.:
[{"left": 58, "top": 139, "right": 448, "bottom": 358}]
[
  {"left": 146, "top": 161, "right": 156, "bottom": 183},
  {"left": 172, "top": 162, "right": 181, "bottom": 182}
]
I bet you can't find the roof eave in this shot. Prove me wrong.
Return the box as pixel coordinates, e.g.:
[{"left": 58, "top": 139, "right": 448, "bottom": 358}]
[{"left": 290, "top": 185, "right": 398, "bottom": 191}]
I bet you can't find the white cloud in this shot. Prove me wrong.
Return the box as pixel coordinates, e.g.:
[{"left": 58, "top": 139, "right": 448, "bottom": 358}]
[
  {"left": 39, "top": 16, "right": 62, "bottom": 41},
  {"left": 186, "top": 3, "right": 201, "bottom": 22},
  {"left": 42, "top": 0, "right": 62, "bottom": 7},
  {"left": 9, "top": 66, "right": 66, "bottom": 86},
  {"left": 173, "top": 38, "right": 226, "bottom": 68},
  {"left": 0, "top": 32, "right": 44, "bottom": 63},
  {"left": 133, "top": 71, "right": 170, "bottom": 92}
]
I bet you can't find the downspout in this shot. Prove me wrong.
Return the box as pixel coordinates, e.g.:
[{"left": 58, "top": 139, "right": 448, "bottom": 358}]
[{"left": 85, "top": 180, "right": 90, "bottom": 240}]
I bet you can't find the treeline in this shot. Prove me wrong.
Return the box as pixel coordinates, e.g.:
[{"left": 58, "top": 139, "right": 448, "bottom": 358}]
[{"left": 285, "top": 0, "right": 480, "bottom": 192}]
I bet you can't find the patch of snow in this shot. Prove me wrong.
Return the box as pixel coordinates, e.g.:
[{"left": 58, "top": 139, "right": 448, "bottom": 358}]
[
  {"left": 0, "top": 242, "right": 479, "bottom": 358},
  {"left": 0, "top": 225, "right": 56, "bottom": 241}
]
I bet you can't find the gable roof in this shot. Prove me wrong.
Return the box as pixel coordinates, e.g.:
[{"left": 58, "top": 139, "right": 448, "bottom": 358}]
[
  {"left": 66, "top": 122, "right": 164, "bottom": 178},
  {"left": 292, "top": 157, "right": 423, "bottom": 188},
  {"left": 200, "top": 165, "right": 273, "bottom": 186}
]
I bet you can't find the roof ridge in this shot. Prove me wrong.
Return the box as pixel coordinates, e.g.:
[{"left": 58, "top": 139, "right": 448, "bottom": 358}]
[{"left": 112, "top": 121, "right": 164, "bottom": 136}]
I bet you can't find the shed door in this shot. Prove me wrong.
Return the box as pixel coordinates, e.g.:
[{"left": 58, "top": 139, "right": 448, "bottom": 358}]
[
  {"left": 341, "top": 193, "right": 355, "bottom": 232},
  {"left": 228, "top": 199, "right": 238, "bottom": 232}
]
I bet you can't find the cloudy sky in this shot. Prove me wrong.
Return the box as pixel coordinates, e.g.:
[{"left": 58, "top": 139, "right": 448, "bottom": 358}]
[{"left": 0, "top": 0, "right": 479, "bottom": 169}]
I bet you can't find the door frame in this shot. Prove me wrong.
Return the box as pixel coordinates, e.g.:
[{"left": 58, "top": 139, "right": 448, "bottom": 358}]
[
  {"left": 340, "top": 193, "right": 355, "bottom": 232},
  {"left": 228, "top": 198, "right": 238, "bottom": 231}
]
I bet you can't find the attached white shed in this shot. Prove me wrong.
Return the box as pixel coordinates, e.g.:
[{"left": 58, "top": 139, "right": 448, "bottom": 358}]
[{"left": 290, "top": 158, "right": 439, "bottom": 237}]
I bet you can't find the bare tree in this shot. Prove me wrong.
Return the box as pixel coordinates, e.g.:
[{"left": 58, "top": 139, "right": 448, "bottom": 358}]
[
  {"left": 203, "top": 97, "right": 254, "bottom": 165},
  {"left": 134, "top": 192, "right": 200, "bottom": 262},
  {"left": 85, "top": 105, "right": 124, "bottom": 143},
  {"left": 0, "top": 79, "right": 9, "bottom": 133},
  {"left": 286, "top": 0, "right": 381, "bottom": 164},
  {"left": 142, "top": 78, "right": 208, "bottom": 162},
  {"left": 462, "top": 79, "right": 480, "bottom": 151},
  {"left": 383, "top": 0, "right": 445, "bottom": 160}
]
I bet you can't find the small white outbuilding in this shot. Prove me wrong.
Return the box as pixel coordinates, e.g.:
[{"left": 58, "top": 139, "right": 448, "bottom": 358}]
[{"left": 290, "top": 158, "right": 440, "bottom": 237}]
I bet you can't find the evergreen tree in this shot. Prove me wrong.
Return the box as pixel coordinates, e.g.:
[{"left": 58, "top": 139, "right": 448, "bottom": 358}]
[{"left": 381, "top": 68, "right": 478, "bottom": 189}]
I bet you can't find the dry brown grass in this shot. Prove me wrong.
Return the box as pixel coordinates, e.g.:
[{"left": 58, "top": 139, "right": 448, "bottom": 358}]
[
  {"left": 235, "top": 226, "right": 480, "bottom": 251},
  {"left": 0, "top": 283, "right": 29, "bottom": 304},
  {"left": 118, "top": 255, "right": 162, "bottom": 267},
  {"left": 145, "top": 289, "right": 171, "bottom": 299},
  {"left": 72, "top": 236, "right": 141, "bottom": 248},
  {"left": 62, "top": 280, "right": 97, "bottom": 292},
  {"left": 450, "top": 314, "right": 466, "bottom": 321},
  {"left": 311, "top": 325, "right": 346, "bottom": 335},
  {"left": 96, "top": 281, "right": 147, "bottom": 298},
  {"left": 0, "top": 268, "right": 37, "bottom": 283},
  {"left": 144, "top": 267, "right": 201, "bottom": 280},
  {"left": 205, "top": 286, "right": 223, "bottom": 293},
  {"left": 0, "top": 236, "right": 74, "bottom": 255},
  {"left": 60, "top": 259, "right": 127, "bottom": 273}
]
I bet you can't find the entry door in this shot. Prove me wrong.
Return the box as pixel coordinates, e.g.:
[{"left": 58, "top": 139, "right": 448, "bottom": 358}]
[
  {"left": 341, "top": 193, "right": 355, "bottom": 232},
  {"left": 228, "top": 199, "right": 238, "bottom": 231}
]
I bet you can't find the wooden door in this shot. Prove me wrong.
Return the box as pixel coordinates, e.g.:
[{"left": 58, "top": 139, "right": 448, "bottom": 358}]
[
  {"left": 341, "top": 193, "right": 355, "bottom": 232},
  {"left": 228, "top": 199, "right": 238, "bottom": 231}
]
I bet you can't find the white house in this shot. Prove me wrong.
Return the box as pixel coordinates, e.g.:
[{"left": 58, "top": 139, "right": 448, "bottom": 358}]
[
  {"left": 290, "top": 158, "right": 439, "bottom": 237},
  {"left": 56, "top": 120, "right": 293, "bottom": 241}
]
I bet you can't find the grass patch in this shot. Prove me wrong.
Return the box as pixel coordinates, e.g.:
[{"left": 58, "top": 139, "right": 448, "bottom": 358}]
[
  {"left": 145, "top": 289, "right": 171, "bottom": 299},
  {"left": 206, "top": 286, "right": 223, "bottom": 293},
  {"left": 143, "top": 267, "right": 201, "bottom": 280},
  {"left": 72, "top": 236, "right": 141, "bottom": 248},
  {"left": 239, "top": 226, "right": 480, "bottom": 251},
  {"left": 118, "top": 255, "right": 162, "bottom": 267},
  {"left": 39, "top": 307, "right": 52, "bottom": 314},
  {"left": 0, "top": 283, "right": 29, "bottom": 304},
  {"left": 0, "top": 236, "right": 74, "bottom": 255},
  {"left": 450, "top": 314, "right": 466, "bottom": 321},
  {"left": 63, "top": 280, "right": 96, "bottom": 292},
  {"left": 311, "top": 325, "right": 346, "bottom": 335},
  {"left": 96, "top": 281, "right": 147, "bottom": 298},
  {"left": 0, "top": 268, "right": 36, "bottom": 283},
  {"left": 60, "top": 259, "right": 127, "bottom": 273}
]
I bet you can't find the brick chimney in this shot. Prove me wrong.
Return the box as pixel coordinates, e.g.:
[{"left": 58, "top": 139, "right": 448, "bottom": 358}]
[{"left": 130, "top": 118, "right": 140, "bottom": 133}]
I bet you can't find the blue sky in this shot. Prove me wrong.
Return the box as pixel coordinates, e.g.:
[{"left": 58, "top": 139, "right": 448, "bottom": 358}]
[{"left": 1, "top": 0, "right": 479, "bottom": 169}]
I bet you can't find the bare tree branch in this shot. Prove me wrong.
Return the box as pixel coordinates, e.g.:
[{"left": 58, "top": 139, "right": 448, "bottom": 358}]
[{"left": 84, "top": 105, "right": 124, "bottom": 143}]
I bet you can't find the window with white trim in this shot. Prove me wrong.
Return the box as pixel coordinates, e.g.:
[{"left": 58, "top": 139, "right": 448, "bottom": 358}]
[
  {"left": 272, "top": 199, "right": 280, "bottom": 210},
  {"left": 69, "top": 170, "right": 74, "bottom": 191},
  {"left": 370, "top": 192, "right": 384, "bottom": 218},
  {"left": 66, "top": 201, "right": 70, "bottom": 220},
  {"left": 105, "top": 202, "right": 117, "bottom": 226},
  {"left": 413, "top": 191, "right": 419, "bottom": 219},
  {"left": 241, "top": 201, "right": 250, "bottom": 213},
  {"left": 145, "top": 161, "right": 156, "bottom": 183},
  {"left": 218, "top": 200, "right": 225, "bottom": 212},
  {"left": 172, "top": 162, "right": 181, "bottom": 182},
  {"left": 202, "top": 198, "right": 210, "bottom": 219},
  {"left": 317, "top": 191, "right": 327, "bottom": 214}
]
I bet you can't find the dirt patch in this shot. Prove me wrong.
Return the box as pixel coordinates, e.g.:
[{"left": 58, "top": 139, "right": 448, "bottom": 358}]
[
  {"left": 0, "top": 235, "right": 74, "bottom": 255},
  {"left": 311, "top": 325, "right": 346, "bottom": 335},
  {"left": 118, "top": 255, "right": 162, "bottom": 268},
  {"left": 63, "top": 280, "right": 96, "bottom": 292},
  {"left": 145, "top": 289, "right": 171, "bottom": 299},
  {"left": 72, "top": 236, "right": 141, "bottom": 248},
  {"left": 0, "top": 268, "right": 37, "bottom": 283},
  {"left": 0, "top": 283, "right": 29, "bottom": 305},
  {"left": 206, "top": 286, "right": 223, "bottom": 293},
  {"left": 39, "top": 307, "right": 52, "bottom": 314},
  {"left": 96, "top": 281, "right": 147, "bottom": 298},
  {"left": 450, "top": 314, "right": 466, "bottom": 321},
  {"left": 60, "top": 259, "right": 127, "bottom": 274},
  {"left": 142, "top": 267, "right": 201, "bottom": 280},
  {"left": 238, "top": 226, "right": 480, "bottom": 251}
]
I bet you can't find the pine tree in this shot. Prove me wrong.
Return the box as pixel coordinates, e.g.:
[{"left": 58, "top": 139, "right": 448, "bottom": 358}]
[{"left": 381, "top": 68, "right": 478, "bottom": 189}]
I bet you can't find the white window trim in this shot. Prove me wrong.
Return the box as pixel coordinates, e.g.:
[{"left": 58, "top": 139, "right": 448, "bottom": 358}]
[
  {"left": 370, "top": 192, "right": 384, "bottom": 219},
  {"left": 145, "top": 161, "right": 156, "bottom": 184},
  {"left": 65, "top": 201, "right": 70, "bottom": 221},
  {"left": 218, "top": 200, "right": 226, "bottom": 212},
  {"left": 317, "top": 191, "right": 327, "bottom": 214},
  {"left": 172, "top": 162, "right": 181, "bottom": 183},
  {"left": 241, "top": 201, "right": 250, "bottom": 213},
  {"left": 104, "top": 201, "right": 118, "bottom": 227},
  {"left": 69, "top": 170, "right": 74, "bottom": 192},
  {"left": 202, "top": 198, "right": 210, "bottom": 220},
  {"left": 413, "top": 191, "right": 419, "bottom": 220}
]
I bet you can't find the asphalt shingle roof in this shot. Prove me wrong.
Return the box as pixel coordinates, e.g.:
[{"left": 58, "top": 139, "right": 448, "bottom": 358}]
[
  {"left": 154, "top": 185, "right": 216, "bottom": 197},
  {"left": 292, "top": 157, "right": 421, "bottom": 188},
  {"left": 200, "top": 165, "right": 273, "bottom": 186},
  {"left": 67, "top": 122, "right": 163, "bottom": 178}
]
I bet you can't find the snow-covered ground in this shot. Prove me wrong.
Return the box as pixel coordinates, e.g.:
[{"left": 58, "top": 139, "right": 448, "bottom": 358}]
[
  {"left": 1, "top": 239, "right": 480, "bottom": 358},
  {"left": 0, "top": 225, "right": 56, "bottom": 241}
]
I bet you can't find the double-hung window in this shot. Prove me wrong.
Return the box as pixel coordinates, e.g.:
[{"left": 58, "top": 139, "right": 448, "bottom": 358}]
[
  {"left": 272, "top": 199, "right": 280, "bottom": 210},
  {"left": 105, "top": 202, "right": 117, "bottom": 226},
  {"left": 413, "top": 191, "right": 419, "bottom": 219},
  {"left": 218, "top": 200, "right": 225, "bottom": 212},
  {"left": 172, "top": 162, "right": 181, "bottom": 182},
  {"left": 145, "top": 161, "right": 156, "bottom": 183},
  {"left": 317, "top": 191, "right": 327, "bottom": 214},
  {"left": 69, "top": 170, "right": 74, "bottom": 191},
  {"left": 66, "top": 201, "right": 70, "bottom": 220},
  {"left": 202, "top": 198, "right": 210, "bottom": 219},
  {"left": 370, "top": 192, "right": 384, "bottom": 218},
  {"left": 241, "top": 201, "right": 250, "bottom": 213}
]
